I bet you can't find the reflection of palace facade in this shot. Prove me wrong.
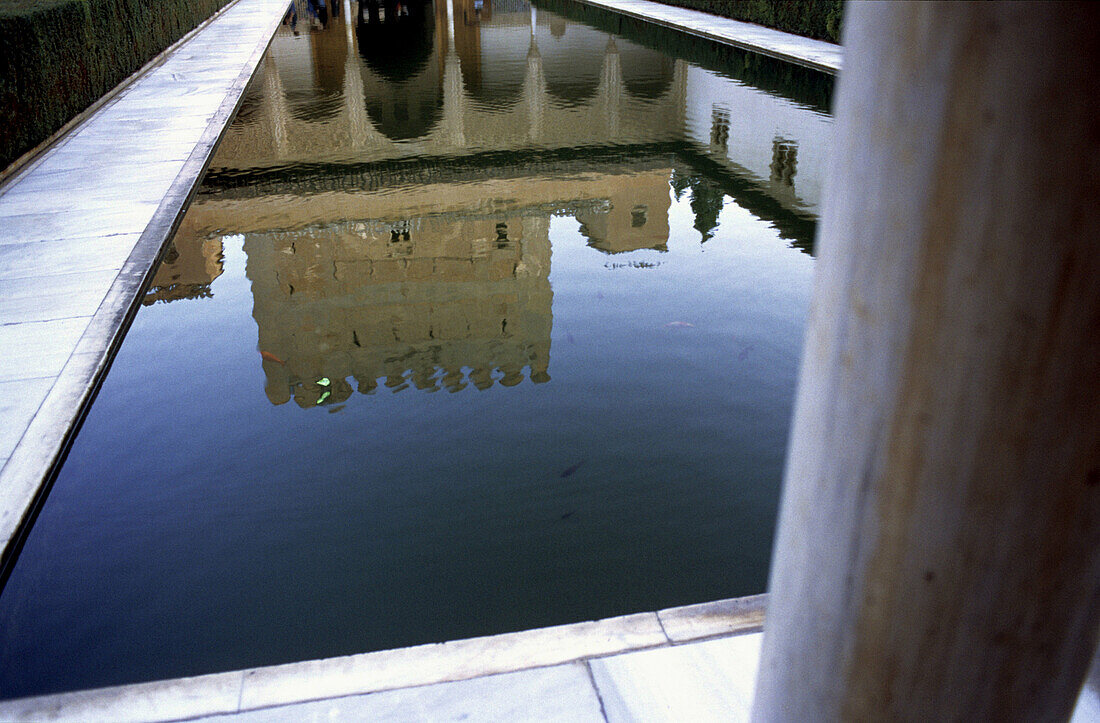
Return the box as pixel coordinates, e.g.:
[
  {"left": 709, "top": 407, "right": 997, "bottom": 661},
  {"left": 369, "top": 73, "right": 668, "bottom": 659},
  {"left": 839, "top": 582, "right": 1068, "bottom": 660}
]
[
  {"left": 159, "top": 0, "right": 831, "bottom": 407},
  {"left": 216, "top": 0, "right": 827, "bottom": 215},
  {"left": 245, "top": 212, "right": 553, "bottom": 406},
  {"left": 221, "top": 0, "right": 683, "bottom": 164},
  {"left": 176, "top": 166, "right": 672, "bottom": 405}
]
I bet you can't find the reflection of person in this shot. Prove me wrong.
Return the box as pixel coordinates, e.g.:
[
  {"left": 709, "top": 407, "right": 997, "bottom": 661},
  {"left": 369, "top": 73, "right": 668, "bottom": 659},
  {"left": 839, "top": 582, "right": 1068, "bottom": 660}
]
[
  {"left": 307, "top": 0, "right": 329, "bottom": 28},
  {"left": 283, "top": 2, "right": 298, "bottom": 32}
]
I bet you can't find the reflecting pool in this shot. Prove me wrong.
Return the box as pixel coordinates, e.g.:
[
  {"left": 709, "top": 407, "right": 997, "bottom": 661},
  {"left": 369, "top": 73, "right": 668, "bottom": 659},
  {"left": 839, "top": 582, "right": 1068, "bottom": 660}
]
[{"left": 0, "top": 0, "right": 832, "bottom": 697}]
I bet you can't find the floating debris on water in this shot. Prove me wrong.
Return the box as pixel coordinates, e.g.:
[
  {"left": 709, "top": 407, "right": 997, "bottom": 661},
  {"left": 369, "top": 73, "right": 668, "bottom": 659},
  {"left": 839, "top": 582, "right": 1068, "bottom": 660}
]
[
  {"left": 260, "top": 351, "right": 286, "bottom": 365},
  {"left": 560, "top": 460, "right": 586, "bottom": 478}
]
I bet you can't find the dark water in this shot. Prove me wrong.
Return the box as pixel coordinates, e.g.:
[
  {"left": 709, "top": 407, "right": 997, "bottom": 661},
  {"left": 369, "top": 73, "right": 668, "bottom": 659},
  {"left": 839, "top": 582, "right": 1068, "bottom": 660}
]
[{"left": 0, "top": 0, "right": 831, "bottom": 698}]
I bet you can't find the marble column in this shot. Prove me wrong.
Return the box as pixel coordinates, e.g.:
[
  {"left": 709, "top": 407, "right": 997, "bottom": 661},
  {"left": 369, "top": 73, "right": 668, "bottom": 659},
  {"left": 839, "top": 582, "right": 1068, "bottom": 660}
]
[{"left": 752, "top": 2, "right": 1100, "bottom": 720}]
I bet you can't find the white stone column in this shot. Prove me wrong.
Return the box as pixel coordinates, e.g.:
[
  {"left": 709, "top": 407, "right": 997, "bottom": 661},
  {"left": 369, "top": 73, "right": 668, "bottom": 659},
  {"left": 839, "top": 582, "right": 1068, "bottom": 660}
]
[{"left": 752, "top": 2, "right": 1100, "bottom": 720}]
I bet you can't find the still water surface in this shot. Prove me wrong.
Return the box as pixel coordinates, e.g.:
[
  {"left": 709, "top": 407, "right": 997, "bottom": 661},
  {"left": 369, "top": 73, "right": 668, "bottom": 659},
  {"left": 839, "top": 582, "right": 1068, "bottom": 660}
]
[{"left": 0, "top": 0, "right": 831, "bottom": 697}]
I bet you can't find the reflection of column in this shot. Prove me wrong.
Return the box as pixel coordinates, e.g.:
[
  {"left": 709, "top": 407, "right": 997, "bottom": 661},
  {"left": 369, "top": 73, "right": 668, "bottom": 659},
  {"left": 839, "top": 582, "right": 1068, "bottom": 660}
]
[
  {"left": 442, "top": 49, "right": 466, "bottom": 148},
  {"left": 671, "top": 58, "right": 688, "bottom": 136},
  {"left": 342, "top": 54, "right": 387, "bottom": 150},
  {"left": 446, "top": 0, "right": 455, "bottom": 46},
  {"left": 598, "top": 37, "right": 622, "bottom": 139},
  {"left": 262, "top": 54, "right": 289, "bottom": 157},
  {"left": 524, "top": 36, "right": 546, "bottom": 143}
]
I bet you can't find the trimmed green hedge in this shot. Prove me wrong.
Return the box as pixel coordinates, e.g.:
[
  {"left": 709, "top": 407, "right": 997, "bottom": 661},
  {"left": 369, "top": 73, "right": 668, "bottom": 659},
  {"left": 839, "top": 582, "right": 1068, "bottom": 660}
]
[
  {"left": 655, "top": 0, "right": 842, "bottom": 43},
  {"left": 0, "top": 0, "right": 230, "bottom": 172}
]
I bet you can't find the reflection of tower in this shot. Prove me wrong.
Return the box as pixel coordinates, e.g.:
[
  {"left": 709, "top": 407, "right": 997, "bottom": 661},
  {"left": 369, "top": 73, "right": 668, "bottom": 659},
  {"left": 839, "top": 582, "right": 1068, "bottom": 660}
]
[
  {"left": 243, "top": 206, "right": 555, "bottom": 406},
  {"left": 143, "top": 230, "right": 225, "bottom": 305},
  {"left": 574, "top": 169, "right": 672, "bottom": 253},
  {"left": 598, "top": 36, "right": 622, "bottom": 139}
]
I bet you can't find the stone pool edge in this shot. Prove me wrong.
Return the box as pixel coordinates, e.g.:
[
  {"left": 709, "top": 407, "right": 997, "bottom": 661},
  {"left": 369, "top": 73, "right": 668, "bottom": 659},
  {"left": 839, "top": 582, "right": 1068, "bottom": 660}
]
[
  {"left": 0, "top": 594, "right": 767, "bottom": 721},
  {"left": 0, "top": 0, "right": 288, "bottom": 570},
  {"left": 571, "top": 0, "right": 842, "bottom": 75}
]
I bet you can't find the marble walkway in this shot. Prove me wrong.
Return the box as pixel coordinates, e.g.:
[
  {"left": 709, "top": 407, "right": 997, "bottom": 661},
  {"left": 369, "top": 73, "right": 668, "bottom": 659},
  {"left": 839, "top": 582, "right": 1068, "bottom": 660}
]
[
  {"left": 0, "top": 596, "right": 768, "bottom": 721},
  {"left": 575, "top": 0, "right": 842, "bottom": 74},
  {"left": 0, "top": 0, "right": 289, "bottom": 565},
  {"left": 3, "top": 590, "right": 1097, "bottom": 722}
]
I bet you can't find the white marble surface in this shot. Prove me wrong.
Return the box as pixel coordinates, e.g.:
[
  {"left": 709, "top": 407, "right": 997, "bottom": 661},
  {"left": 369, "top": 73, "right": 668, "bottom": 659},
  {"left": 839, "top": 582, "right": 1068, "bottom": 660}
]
[
  {"left": 0, "top": 599, "right": 747, "bottom": 721},
  {"left": 199, "top": 664, "right": 605, "bottom": 723},
  {"left": 590, "top": 633, "right": 762, "bottom": 722},
  {"left": 576, "top": 0, "right": 842, "bottom": 74},
  {"left": 4, "top": 595, "right": 1097, "bottom": 722},
  {"left": 0, "top": 670, "right": 244, "bottom": 723},
  {"left": 0, "top": 0, "right": 289, "bottom": 556},
  {"left": 657, "top": 594, "right": 767, "bottom": 642},
  {"left": 236, "top": 612, "right": 666, "bottom": 711}
]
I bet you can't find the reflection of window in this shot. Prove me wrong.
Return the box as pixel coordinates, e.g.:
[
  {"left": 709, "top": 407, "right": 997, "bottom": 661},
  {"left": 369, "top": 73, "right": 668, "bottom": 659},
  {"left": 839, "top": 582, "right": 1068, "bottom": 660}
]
[
  {"left": 631, "top": 205, "right": 648, "bottom": 227},
  {"left": 771, "top": 138, "right": 798, "bottom": 186},
  {"left": 710, "top": 106, "right": 730, "bottom": 152},
  {"left": 389, "top": 221, "right": 412, "bottom": 256}
]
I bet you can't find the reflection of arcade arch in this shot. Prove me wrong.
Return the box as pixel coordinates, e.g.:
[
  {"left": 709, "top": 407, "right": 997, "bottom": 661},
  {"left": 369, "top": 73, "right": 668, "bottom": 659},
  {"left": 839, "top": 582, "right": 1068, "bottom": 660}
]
[
  {"left": 453, "top": 0, "right": 527, "bottom": 107},
  {"left": 211, "top": 3, "right": 822, "bottom": 219},
  {"left": 357, "top": 1, "right": 443, "bottom": 140},
  {"left": 285, "top": 12, "right": 348, "bottom": 122},
  {"left": 620, "top": 43, "right": 674, "bottom": 100},
  {"left": 216, "top": 6, "right": 689, "bottom": 164},
  {"left": 540, "top": 26, "right": 604, "bottom": 105}
]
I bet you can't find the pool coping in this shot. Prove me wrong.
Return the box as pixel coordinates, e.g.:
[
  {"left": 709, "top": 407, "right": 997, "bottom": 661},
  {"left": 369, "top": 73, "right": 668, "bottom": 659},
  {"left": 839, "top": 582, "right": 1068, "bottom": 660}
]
[
  {"left": 572, "top": 0, "right": 842, "bottom": 75},
  {"left": 0, "top": 594, "right": 767, "bottom": 721},
  {"left": 0, "top": 0, "right": 290, "bottom": 573}
]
